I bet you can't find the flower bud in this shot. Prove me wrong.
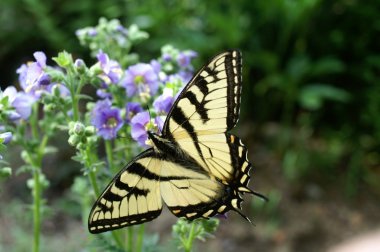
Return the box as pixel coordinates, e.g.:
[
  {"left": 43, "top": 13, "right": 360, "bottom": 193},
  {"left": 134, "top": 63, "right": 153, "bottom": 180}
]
[
  {"left": 73, "top": 122, "right": 85, "bottom": 135},
  {"left": 68, "top": 135, "right": 80, "bottom": 146},
  {"left": 0, "top": 132, "right": 13, "bottom": 145},
  {"left": 51, "top": 84, "right": 61, "bottom": 97},
  {"left": 85, "top": 126, "right": 96, "bottom": 136},
  {"left": 43, "top": 103, "right": 56, "bottom": 112},
  {"left": 76, "top": 142, "right": 84, "bottom": 150},
  {"left": 74, "top": 59, "right": 87, "bottom": 74},
  {"left": 6, "top": 111, "right": 21, "bottom": 121}
]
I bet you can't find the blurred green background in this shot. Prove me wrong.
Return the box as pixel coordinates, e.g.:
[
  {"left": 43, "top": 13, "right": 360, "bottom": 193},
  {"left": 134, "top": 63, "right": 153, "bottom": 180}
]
[{"left": 1, "top": 0, "right": 379, "bottom": 251}]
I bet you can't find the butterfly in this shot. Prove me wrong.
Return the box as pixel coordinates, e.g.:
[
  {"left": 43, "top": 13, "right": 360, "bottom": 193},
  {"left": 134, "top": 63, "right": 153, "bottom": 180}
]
[{"left": 88, "top": 50, "right": 265, "bottom": 233}]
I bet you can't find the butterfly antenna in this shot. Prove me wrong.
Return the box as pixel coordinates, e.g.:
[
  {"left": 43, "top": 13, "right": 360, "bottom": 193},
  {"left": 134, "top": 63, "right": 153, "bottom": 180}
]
[
  {"left": 251, "top": 190, "right": 269, "bottom": 202},
  {"left": 242, "top": 187, "right": 269, "bottom": 202}
]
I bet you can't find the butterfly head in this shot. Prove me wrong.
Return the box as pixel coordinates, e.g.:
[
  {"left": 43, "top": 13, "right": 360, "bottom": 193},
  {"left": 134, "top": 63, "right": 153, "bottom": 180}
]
[{"left": 146, "top": 131, "right": 171, "bottom": 154}]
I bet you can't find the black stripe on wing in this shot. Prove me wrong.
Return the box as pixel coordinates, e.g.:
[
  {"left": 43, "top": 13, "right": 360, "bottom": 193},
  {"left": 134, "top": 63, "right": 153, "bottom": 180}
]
[{"left": 225, "top": 51, "right": 242, "bottom": 130}]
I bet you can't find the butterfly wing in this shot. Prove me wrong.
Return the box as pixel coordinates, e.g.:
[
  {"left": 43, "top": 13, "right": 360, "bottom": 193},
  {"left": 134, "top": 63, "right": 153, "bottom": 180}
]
[
  {"left": 162, "top": 50, "right": 242, "bottom": 137},
  {"left": 162, "top": 50, "right": 251, "bottom": 184},
  {"left": 160, "top": 50, "right": 258, "bottom": 219},
  {"left": 159, "top": 159, "right": 246, "bottom": 220},
  {"left": 88, "top": 149, "right": 163, "bottom": 233}
]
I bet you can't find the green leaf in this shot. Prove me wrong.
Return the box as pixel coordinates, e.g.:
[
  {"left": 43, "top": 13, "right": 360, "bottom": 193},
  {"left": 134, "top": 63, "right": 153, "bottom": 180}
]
[
  {"left": 299, "top": 83, "right": 351, "bottom": 110},
  {"left": 16, "top": 164, "right": 34, "bottom": 175},
  {"left": 0, "top": 167, "right": 12, "bottom": 178},
  {"left": 128, "top": 24, "right": 149, "bottom": 43},
  {"left": 76, "top": 94, "right": 93, "bottom": 101},
  {"left": 310, "top": 57, "right": 345, "bottom": 76},
  {"left": 52, "top": 51, "right": 73, "bottom": 68},
  {"left": 43, "top": 146, "right": 58, "bottom": 155}
]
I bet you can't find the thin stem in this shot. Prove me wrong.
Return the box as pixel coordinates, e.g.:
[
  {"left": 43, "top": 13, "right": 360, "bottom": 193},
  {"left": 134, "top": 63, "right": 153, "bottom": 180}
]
[
  {"left": 30, "top": 104, "right": 39, "bottom": 139},
  {"left": 67, "top": 69, "right": 83, "bottom": 122},
  {"left": 32, "top": 134, "right": 49, "bottom": 252},
  {"left": 105, "top": 140, "right": 115, "bottom": 173},
  {"left": 184, "top": 221, "right": 197, "bottom": 252},
  {"left": 29, "top": 103, "right": 44, "bottom": 252},
  {"left": 33, "top": 168, "right": 41, "bottom": 252},
  {"left": 111, "top": 231, "right": 125, "bottom": 251},
  {"left": 128, "top": 227, "right": 134, "bottom": 252},
  {"left": 71, "top": 93, "right": 79, "bottom": 121},
  {"left": 87, "top": 169, "right": 100, "bottom": 197},
  {"left": 136, "top": 224, "right": 145, "bottom": 252}
]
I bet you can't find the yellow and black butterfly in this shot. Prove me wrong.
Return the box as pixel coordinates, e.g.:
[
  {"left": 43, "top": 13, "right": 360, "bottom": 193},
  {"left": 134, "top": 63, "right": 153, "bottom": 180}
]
[{"left": 88, "top": 50, "right": 265, "bottom": 233}]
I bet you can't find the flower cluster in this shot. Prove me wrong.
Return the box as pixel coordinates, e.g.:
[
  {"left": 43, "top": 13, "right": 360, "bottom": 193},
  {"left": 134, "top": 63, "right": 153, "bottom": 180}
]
[
  {"left": 88, "top": 45, "right": 197, "bottom": 147},
  {"left": 0, "top": 18, "right": 222, "bottom": 252},
  {"left": 0, "top": 52, "right": 71, "bottom": 123}
]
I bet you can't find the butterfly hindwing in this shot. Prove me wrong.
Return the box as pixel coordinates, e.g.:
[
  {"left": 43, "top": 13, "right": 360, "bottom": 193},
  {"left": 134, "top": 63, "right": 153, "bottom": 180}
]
[
  {"left": 88, "top": 149, "right": 163, "bottom": 234},
  {"left": 159, "top": 159, "right": 232, "bottom": 219}
]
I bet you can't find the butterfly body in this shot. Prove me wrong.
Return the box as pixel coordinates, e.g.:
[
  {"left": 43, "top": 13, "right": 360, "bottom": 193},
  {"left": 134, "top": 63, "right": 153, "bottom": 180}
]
[{"left": 88, "top": 50, "right": 263, "bottom": 234}]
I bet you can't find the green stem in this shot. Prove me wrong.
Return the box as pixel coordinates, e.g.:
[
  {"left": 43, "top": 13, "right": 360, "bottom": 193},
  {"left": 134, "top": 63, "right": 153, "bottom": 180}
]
[
  {"left": 136, "top": 224, "right": 145, "bottom": 252},
  {"left": 88, "top": 169, "right": 100, "bottom": 197},
  {"left": 105, "top": 140, "right": 115, "bottom": 173},
  {"left": 29, "top": 103, "right": 47, "bottom": 252},
  {"left": 30, "top": 104, "right": 39, "bottom": 139},
  {"left": 128, "top": 227, "right": 134, "bottom": 252},
  {"left": 33, "top": 168, "right": 41, "bottom": 252},
  {"left": 67, "top": 70, "right": 83, "bottom": 122},
  {"left": 71, "top": 93, "right": 79, "bottom": 121},
  {"left": 111, "top": 231, "right": 125, "bottom": 251},
  {"left": 184, "top": 221, "right": 197, "bottom": 252}
]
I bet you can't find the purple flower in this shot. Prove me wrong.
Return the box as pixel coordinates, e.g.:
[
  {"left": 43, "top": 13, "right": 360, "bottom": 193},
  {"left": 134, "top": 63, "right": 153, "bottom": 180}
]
[
  {"left": 12, "top": 93, "right": 36, "bottom": 120},
  {"left": 3, "top": 86, "right": 35, "bottom": 120},
  {"left": 155, "top": 116, "right": 165, "bottom": 133},
  {"left": 126, "top": 102, "right": 143, "bottom": 123},
  {"left": 130, "top": 111, "right": 151, "bottom": 147},
  {"left": 16, "top": 51, "right": 53, "bottom": 99},
  {"left": 121, "top": 63, "right": 159, "bottom": 98},
  {"left": 178, "top": 70, "right": 193, "bottom": 84},
  {"left": 0, "top": 132, "right": 12, "bottom": 144},
  {"left": 16, "top": 64, "right": 28, "bottom": 87},
  {"left": 116, "top": 25, "right": 128, "bottom": 35},
  {"left": 162, "top": 53, "right": 172, "bottom": 61},
  {"left": 177, "top": 50, "right": 197, "bottom": 68},
  {"left": 150, "top": 60, "right": 161, "bottom": 74},
  {"left": 47, "top": 83, "right": 70, "bottom": 97},
  {"left": 91, "top": 100, "right": 124, "bottom": 140},
  {"left": 96, "top": 89, "right": 112, "bottom": 99},
  {"left": 88, "top": 28, "right": 98, "bottom": 37},
  {"left": 153, "top": 89, "right": 174, "bottom": 114},
  {"left": 216, "top": 213, "right": 228, "bottom": 220},
  {"left": 97, "top": 51, "right": 123, "bottom": 84}
]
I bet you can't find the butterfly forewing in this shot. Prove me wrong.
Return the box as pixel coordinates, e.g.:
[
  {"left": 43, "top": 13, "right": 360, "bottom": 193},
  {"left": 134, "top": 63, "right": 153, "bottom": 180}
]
[
  {"left": 163, "top": 50, "right": 242, "bottom": 138},
  {"left": 162, "top": 51, "right": 250, "bottom": 184}
]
